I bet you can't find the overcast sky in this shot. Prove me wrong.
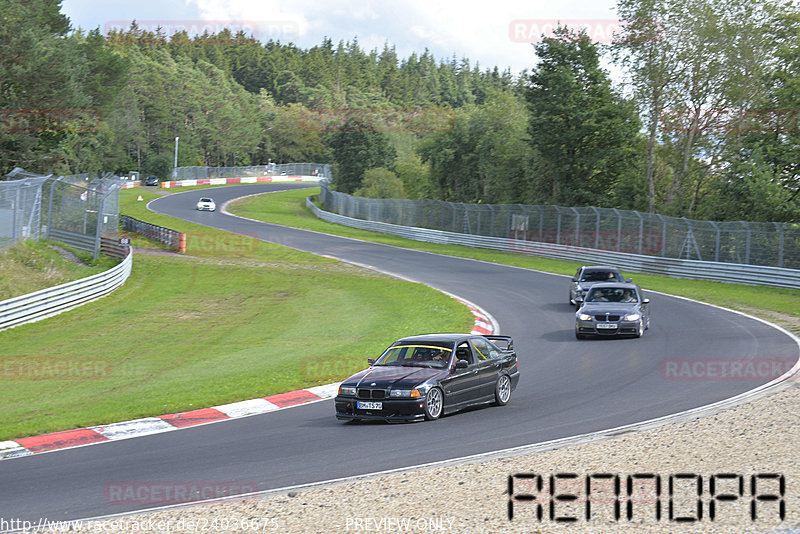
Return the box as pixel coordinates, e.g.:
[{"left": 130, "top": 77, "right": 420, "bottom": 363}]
[{"left": 62, "top": 0, "right": 622, "bottom": 76}]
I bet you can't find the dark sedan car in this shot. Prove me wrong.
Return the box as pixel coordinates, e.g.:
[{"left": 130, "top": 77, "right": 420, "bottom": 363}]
[
  {"left": 569, "top": 265, "right": 631, "bottom": 307},
  {"left": 575, "top": 283, "right": 650, "bottom": 339},
  {"left": 335, "top": 333, "right": 519, "bottom": 422}
]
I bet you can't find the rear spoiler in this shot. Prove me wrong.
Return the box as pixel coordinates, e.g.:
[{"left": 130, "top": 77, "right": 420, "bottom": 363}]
[{"left": 483, "top": 335, "right": 513, "bottom": 351}]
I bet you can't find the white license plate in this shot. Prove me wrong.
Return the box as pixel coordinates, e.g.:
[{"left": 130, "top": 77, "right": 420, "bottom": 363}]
[
  {"left": 596, "top": 323, "right": 618, "bottom": 329},
  {"left": 357, "top": 401, "right": 382, "bottom": 410}
]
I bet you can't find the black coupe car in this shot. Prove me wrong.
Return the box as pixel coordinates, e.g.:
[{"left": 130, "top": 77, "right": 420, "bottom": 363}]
[{"left": 334, "top": 333, "right": 519, "bottom": 422}]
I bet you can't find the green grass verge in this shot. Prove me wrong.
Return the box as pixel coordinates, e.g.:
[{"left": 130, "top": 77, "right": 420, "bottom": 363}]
[
  {"left": 229, "top": 188, "right": 800, "bottom": 330},
  {"left": 0, "top": 240, "right": 115, "bottom": 301},
  {"left": 0, "top": 189, "right": 472, "bottom": 441}
]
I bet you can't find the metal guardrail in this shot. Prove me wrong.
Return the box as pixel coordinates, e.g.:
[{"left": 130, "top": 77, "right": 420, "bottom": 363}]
[
  {"left": 49, "top": 228, "right": 96, "bottom": 252},
  {"left": 306, "top": 197, "right": 800, "bottom": 289},
  {"left": 121, "top": 215, "right": 184, "bottom": 252},
  {"left": 0, "top": 247, "right": 133, "bottom": 332}
]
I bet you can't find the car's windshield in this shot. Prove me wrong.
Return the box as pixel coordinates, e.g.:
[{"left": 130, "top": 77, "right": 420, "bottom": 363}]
[
  {"left": 199, "top": 198, "right": 213, "bottom": 202},
  {"left": 373, "top": 344, "right": 453, "bottom": 368},
  {"left": 581, "top": 270, "right": 621, "bottom": 282},
  {"left": 586, "top": 287, "right": 638, "bottom": 303}
]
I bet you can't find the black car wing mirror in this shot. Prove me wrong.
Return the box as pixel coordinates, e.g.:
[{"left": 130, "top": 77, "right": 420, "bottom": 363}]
[
  {"left": 625, "top": 278, "right": 632, "bottom": 283},
  {"left": 367, "top": 358, "right": 376, "bottom": 365},
  {"left": 455, "top": 359, "right": 469, "bottom": 369},
  {"left": 571, "top": 276, "right": 577, "bottom": 282},
  {"left": 642, "top": 298, "right": 650, "bottom": 304}
]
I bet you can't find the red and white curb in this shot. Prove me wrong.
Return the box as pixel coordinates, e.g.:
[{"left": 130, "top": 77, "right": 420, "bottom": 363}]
[
  {"left": 160, "top": 175, "right": 321, "bottom": 189},
  {"left": 0, "top": 303, "right": 496, "bottom": 461}
]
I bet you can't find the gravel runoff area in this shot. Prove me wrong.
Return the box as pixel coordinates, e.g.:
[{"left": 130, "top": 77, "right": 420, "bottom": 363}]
[{"left": 26, "top": 311, "right": 799, "bottom": 534}]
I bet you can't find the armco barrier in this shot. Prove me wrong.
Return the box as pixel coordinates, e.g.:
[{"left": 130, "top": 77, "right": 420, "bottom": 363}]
[
  {"left": 0, "top": 247, "right": 133, "bottom": 332},
  {"left": 306, "top": 198, "right": 800, "bottom": 289},
  {"left": 121, "top": 215, "right": 184, "bottom": 252}
]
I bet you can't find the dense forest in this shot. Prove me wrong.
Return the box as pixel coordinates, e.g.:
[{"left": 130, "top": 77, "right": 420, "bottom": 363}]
[{"left": 2, "top": 0, "right": 799, "bottom": 222}]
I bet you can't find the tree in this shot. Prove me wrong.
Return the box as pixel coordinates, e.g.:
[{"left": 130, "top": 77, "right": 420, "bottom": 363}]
[
  {"left": 525, "top": 25, "right": 641, "bottom": 207},
  {"left": 326, "top": 114, "right": 396, "bottom": 193},
  {"left": 353, "top": 167, "right": 406, "bottom": 198},
  {"left": 269, "top": 103, "right": 331, "bottom": 163},
  {"left": 418, "top": 90, "right": 533, "bottom": 203}
]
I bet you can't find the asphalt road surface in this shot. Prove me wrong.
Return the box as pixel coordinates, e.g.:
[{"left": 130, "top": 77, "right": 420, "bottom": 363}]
[{"left": 1, "top": 183, "right": 797, "bottom": 525}]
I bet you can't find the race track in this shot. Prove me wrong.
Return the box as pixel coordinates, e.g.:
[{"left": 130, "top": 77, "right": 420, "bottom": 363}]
[{"left": 1, "top": 183, "right": 796, "bottom": 524}]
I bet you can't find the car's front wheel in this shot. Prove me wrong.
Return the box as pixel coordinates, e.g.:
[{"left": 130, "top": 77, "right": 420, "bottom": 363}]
[
  {"left": 494, "top": 374, "right": 512, "bottom": 406},
  {"left": 424, "top": 387, "right": 443, "bottom": 420},
  {"left": 635, "top": 321, "right": 645, "bottom": 338}
]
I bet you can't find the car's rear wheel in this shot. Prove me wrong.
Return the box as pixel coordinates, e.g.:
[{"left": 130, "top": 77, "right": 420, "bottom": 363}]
[
  {"left": 424, "top": 388, "right": 443, "bottom": 420},
  {"left": 494, "top": 374, "right": 512, "bottom": 406}
]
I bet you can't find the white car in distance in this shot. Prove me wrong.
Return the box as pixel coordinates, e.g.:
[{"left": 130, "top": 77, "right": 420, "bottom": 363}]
[{"left": 196, "top": 197, "right": 216, "bottom": 212}]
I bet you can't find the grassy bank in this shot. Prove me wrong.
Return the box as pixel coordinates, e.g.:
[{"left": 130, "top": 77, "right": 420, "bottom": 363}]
[
  {"left": 0, "top": 240, "right": 115, "bottom": 301},
  {"left": 0, "top": 189, "right": 472, "bottom": 440}
]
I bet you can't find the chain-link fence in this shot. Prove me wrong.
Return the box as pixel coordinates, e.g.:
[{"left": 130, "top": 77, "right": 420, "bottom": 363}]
[
  {"left": 0, "top": 169, "right": 51, "bottom": 249},
  {"left": 319, "top": 185, "right": 800, "bottom": 269},
  {"left": 173, "top": 163, "right": 331, "bottom": 180},
  {"left": 1, "top": 168, "right": 124, "bottom": 259}
]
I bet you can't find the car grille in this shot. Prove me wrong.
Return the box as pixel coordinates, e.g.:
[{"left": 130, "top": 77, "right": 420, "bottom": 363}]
[
  {"left": 595, "top": 315, "right": 621, "bottom": 322},
  {"left": 357, "top": 388, "right": 386, "bottom": 399}
]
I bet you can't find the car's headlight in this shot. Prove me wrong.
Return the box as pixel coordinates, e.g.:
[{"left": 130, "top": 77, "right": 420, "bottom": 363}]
[
  {"left": 624, "top": 313, "right": 641, "bottom": 321},
  {"left": 339, "top": 386, "right": 356, "bottom": 396},
  {"left": 389, "top": 389, "right": 421, "bottom": 398},
  {"left": 578, "top": 313, "right": 592, "bottom": 321}
]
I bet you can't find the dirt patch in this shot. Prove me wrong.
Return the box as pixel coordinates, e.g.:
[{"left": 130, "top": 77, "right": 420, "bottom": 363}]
[
  {"left": 731, "top": 305, "right": 800, "bottom": 335},
  {"left": 47, "top": 244, "right": 88, "bottom": 267},
  {"left": 132, "top": 247, "right": 187, "bottom": 257}
]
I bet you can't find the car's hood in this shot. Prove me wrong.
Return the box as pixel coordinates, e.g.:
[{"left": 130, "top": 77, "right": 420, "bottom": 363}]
[
  {"left": 580, "top": 302, "right": 639, "bottom": 315},
  {"left": 345, "top": 365, "right": 444, "bottom": 388}
]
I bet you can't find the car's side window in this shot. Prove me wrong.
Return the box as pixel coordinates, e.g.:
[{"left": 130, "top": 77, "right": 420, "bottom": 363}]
[
  {"left": 455, "top": 342, "right": 473, "bottom": 365},
  {"left": 471, "top": 338, "right": 497, "bottom": 361}
]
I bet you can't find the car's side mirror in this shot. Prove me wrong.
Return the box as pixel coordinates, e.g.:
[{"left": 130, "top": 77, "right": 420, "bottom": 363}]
[
  {"left": 642, "top": 298, "right": 650, "bottom": 304},
  {"left": 571, "top": 277, "right": 577, "bottom": 282},
  {"left": 625, "top": 278, "right": 632, "bottom": 283},
  {"left": 367, "top": 358, "right": 375, "bottom": 365},
  {"left": 455, "top": 359, "right": 469, "bottom": 369}
]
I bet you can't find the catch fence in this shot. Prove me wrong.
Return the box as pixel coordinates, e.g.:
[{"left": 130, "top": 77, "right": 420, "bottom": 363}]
[
  {"left": 1, "top": 168, "right": 124, "bottom": 259},
  {"left": 319, "top": 185, "right": 800, "bottom": 270}
]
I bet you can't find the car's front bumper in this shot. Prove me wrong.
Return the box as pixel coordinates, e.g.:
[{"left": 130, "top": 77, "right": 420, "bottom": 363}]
[
  {"left": 196, "top": 206, "right": 215, "bottom": 211},
  {"left": 576, "top": 319, "right": 641, "bottom": 336},
  {"left": 334, "top": 396, "right": 427, "bottom": 422}
]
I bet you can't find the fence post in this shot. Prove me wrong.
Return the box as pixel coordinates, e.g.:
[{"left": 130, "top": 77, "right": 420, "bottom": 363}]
[
  {"left": 710, "top": 221, "right": 720, "bottom": 262},
  {"left": 775, "top": 222, "right": 784, "bottom": 267},
  {"left": 92, "top": 188, "right": 105, "bottom": 261},
  {"left": 655, "top": 214, "right": 666, "bottom": 256},
  {"left": 634, "top": 211, "right": 644, "bottom": 255},
  {"left": 12, "top": 185, "right": 20, "bottom": 242},
  {"left": 742, "top": 221, "right": 751, "bottom": 265}
]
